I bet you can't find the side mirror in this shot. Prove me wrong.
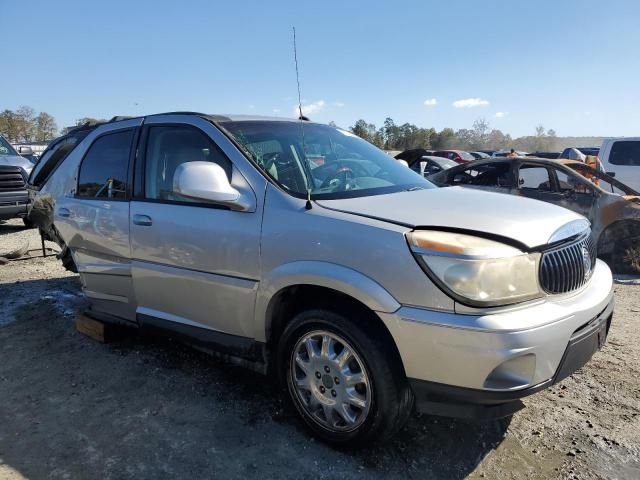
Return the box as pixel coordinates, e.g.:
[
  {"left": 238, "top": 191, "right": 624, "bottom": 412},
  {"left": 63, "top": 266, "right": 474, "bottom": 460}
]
[
  {"left": 174, "top": 161, "right": 248, "bottom": 210},
  {"left": 606, "top": 171, "right": 616, "bottom": 178},
  {"left": 18, "top": 146, "right": 34, "bottom": 156}
]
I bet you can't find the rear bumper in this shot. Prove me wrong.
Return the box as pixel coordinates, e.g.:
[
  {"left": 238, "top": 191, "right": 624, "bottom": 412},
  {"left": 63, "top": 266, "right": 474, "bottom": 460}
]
[
  {"left": 407, "top": 301, "right": 612, "bottom": 419},
  {"left": 378, "top": 259, "right": 614, "bottom": 419}
]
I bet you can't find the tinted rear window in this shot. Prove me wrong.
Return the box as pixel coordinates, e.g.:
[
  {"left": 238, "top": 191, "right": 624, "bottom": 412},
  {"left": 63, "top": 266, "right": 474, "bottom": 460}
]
[
  {"left": 29, "top": 131, "right": 91, "bottom": 187},
  {"left": 609, "top": 141, "right": 640, "bottom": 166},
  {"left": 77, "top": 130, "right": 133, "bottom": 199}
]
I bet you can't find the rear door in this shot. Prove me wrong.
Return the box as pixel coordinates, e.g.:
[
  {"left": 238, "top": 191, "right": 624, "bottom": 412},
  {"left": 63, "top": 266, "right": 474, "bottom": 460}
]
[
  {"left": 54, "top": 121, "right": 141, "bottom": 322},
  {"left": 601, "top": 140, "right": 640, "bottom": 192},
  {"left": 129, "top": 115, "right": 264, "bottom": 340}
]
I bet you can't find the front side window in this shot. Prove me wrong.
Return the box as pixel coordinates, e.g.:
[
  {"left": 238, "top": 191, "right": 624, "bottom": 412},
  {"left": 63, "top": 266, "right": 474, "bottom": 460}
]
[
  {"left": 452, "top": 162, "right": 513, "bottom": 187},
  {"left": 555, "top": 169, "right": 594, "bottom": 194},
  {"left": 518, "top": 165, "right": 552, "bottom": 191},
  {"left": 77, "top": 130, "right": 133, "bottom": 199},
  {"left": 609, "top": 141, "right": 640, "bottom": 166},
  {"left": 144, "top": 125, "right": 232, "bottom": 202},
  {"left": 221, "top": 121, "right": 431, "bottom": 199}
]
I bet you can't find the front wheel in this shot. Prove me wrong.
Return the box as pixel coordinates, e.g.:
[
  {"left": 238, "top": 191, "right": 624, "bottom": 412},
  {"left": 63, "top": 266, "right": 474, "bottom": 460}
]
[{"left": 279, "top": 309, "right": 413, "bottom": 445}]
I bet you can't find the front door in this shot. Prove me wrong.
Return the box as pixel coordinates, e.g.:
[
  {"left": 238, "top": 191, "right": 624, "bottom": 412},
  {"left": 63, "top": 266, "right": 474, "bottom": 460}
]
[{"left": 129, "top": 116, "right": 263, "bottom": 340}]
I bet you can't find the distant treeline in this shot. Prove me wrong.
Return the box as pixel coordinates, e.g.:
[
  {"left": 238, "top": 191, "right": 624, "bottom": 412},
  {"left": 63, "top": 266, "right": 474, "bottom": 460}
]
[
  {"left": 0, "top": 106, "right": 58, "bottom": 143},
  {"left": 0, "top": 106, "right": 603, "bottom": 153},
  {"left": 344, "top": 117, "right": 603, "bottom": 153}
]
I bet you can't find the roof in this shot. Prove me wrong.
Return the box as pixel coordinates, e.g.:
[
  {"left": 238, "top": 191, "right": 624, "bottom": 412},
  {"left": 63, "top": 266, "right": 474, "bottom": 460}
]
[{"left": 144, "top": 112, "right": 309, "bottom": 123}]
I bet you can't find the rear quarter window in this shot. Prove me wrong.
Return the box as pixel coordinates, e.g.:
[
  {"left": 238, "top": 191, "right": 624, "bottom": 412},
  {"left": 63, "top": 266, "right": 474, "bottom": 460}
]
[{"left": 609, "top": 141, "right": 640, "bottom": 166}]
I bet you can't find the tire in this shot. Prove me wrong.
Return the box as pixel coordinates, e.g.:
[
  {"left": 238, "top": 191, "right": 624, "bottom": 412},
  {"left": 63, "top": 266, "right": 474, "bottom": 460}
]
[{"left": 278, "top": 308, "right": 413, "bottom": 446}]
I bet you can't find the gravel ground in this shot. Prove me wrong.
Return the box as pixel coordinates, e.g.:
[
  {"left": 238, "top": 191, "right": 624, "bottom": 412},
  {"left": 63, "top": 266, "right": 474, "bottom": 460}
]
[{"left": 0, "top": 218, "right": 639, "bottom": 479}]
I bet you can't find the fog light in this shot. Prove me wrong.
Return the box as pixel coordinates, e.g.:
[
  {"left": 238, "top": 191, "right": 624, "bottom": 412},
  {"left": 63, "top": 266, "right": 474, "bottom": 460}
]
[{"left": 483, "top": 354, "right": 536, "bottom": 390}]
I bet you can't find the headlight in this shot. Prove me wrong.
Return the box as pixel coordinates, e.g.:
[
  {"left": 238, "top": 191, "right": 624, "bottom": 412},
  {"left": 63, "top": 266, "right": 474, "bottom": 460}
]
[{"left": 407, "top": 230, "right": 542, "bottom": 306}]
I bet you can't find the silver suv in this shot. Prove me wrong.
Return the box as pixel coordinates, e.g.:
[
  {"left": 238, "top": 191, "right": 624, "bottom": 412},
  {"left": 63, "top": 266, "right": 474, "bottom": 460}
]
[{"left": 31, "top": 113, "right": 614, "bottom": 445}]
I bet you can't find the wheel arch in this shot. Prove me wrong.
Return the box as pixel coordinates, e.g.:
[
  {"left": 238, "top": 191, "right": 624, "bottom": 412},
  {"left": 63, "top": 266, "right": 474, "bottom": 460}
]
[
  {"left": 597, "top": 218, "right": 640, "bottom": 256},
  {"left": 255, "top": 261, "right": 403, "bottom": 371}
]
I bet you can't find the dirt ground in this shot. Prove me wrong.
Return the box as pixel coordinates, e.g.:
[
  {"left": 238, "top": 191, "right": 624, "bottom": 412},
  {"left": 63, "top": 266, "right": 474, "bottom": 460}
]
[{"left": 0, "top": 218, "right": 639, "bottom": 480}]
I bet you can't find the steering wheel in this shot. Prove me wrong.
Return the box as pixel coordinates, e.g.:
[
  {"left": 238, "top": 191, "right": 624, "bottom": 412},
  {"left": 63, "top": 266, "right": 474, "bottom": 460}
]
[{"left": 320, "top": 165, "right": 356, "bottom": 191}]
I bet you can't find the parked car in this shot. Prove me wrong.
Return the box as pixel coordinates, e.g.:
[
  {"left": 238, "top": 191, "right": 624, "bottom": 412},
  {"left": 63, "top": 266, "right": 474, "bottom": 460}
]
[
  {"left": 432, "top": 149, "right": 475, "bottom": 164},
  {"left": 525, "top": 151, "right": 561, "bottom": 159},
  {"left": 599, "top": 138, "right": 640, "bottom": 193},
  {"left": 394, "top": 148, "right": 434, "bottom": 165},
  {"left": 431, "top": 157, "right": 640, "bottom": 272},
  {"left": 31, "top": 113, "right": 613, "bottom": 445},
  {"left": 469, "top": 151, "right": 491, "bottom": 159},
  {"left": 492, "top": 149, "right": 527, "bottom": 158},
  {"left": 406, "top": 155, "right": 458, "bottom": 177},
  {"left": 0, "top": 134, "right": 34, "bottom": 226},
  {"left": 559, "top": 147, "right": 600, "bottom": 159}
]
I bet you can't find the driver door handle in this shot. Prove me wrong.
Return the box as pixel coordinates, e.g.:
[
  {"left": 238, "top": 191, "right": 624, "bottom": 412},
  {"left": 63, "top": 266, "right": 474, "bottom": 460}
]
[{"left": 132, "top": 214, "right": 153, "bottom": 226}]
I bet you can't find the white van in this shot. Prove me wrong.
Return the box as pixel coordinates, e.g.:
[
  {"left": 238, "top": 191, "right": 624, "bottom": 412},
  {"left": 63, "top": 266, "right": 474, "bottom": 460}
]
[{"left": 599, "top": 138, "right": 640, "bottom": 192}]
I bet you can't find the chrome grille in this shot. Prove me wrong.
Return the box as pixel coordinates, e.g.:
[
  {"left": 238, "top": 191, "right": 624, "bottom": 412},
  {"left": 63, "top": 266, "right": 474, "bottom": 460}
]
[{"left": 540, "top": 234, "right": 597, "bottom": 294}]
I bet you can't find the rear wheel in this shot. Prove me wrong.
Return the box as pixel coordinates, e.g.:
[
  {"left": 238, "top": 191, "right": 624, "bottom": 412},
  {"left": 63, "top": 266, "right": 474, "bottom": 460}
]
[{"left": 279, "top": 309, "right": 413, "bottom": 445}]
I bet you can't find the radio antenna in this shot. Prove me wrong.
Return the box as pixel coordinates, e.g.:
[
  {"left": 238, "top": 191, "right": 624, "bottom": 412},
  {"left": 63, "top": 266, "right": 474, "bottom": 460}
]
[
  {"left": 292, "top": 26, "right": 313, "bottom": 210},
  {"left": 293, "top": 26, "right": 307, "bottom": 121}
]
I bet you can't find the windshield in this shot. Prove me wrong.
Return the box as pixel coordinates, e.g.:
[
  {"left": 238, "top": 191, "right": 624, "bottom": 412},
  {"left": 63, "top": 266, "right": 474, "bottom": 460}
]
[
  {"left": 0, "top": 136, "right": 19, "bottom": 156},
  {"left": 221, "top": 121, "right": 433, "bottom": 199}
]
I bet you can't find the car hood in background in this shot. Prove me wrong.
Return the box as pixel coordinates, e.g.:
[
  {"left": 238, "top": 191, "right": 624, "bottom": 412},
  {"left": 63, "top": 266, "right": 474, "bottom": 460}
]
[
  {"left": 316, "top": 186, "right": 585, "bottom": 249},
  {"left": 0, "top": 155, "right": 34, "bottom": 174}
]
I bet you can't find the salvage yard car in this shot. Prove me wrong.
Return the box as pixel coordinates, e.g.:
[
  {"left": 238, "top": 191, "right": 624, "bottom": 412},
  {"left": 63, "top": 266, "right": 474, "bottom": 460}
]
[
  {"left": 599, "top": 137, "right": 640, "bottom": 192},
  {"left": 431, "top": 157, "right": 640, "bottom": 272},
  {"left": 0, "top": 134, "right": 34, "bottom": 226},
  {"left": 30, "top": 113, "right": 614, "bottom": 445}
]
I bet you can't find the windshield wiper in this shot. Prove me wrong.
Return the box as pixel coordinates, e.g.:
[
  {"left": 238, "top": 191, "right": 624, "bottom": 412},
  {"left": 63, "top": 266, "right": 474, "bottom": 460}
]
[{"left": 406, "top": 186, "right": 425, "bottom": 192}]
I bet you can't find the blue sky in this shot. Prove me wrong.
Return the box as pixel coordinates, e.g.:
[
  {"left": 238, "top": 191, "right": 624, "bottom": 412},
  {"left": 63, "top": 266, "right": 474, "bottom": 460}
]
[{"left": 2, "top": 0, "right": 639, "bottom": 137}]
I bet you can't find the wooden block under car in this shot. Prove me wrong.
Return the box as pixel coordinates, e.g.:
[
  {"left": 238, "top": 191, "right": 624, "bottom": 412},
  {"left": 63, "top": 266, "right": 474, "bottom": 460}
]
[{"left": 75, "top": 314, "right": 124, "bottom": 343}]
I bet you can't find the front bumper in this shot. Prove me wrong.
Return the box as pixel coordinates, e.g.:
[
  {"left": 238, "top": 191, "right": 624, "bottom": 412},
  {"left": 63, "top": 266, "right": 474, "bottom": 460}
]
[
  {"left": 0, "top": 202, "right": 28, "bottom": 220},
  {"left": 378, "top": 259, "right": 614, "bottom": 419}
]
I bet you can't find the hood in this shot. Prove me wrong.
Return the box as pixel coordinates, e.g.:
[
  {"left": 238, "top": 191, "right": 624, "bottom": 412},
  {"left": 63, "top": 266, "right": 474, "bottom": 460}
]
[
  {"left": 0, "top": 155, "right": 34, "bottom": 174},
  {"left": 316, "top": 187, "right": 585, "bottom": 249}
]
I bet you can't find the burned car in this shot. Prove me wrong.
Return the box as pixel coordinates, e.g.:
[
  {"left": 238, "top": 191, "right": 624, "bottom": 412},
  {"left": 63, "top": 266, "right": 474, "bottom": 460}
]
[
  {"left": 431, "top": 157, "right": 640, "bottom": 272},
  {"left": 29, "top": 113, "right": 614, "bottom": 445}
]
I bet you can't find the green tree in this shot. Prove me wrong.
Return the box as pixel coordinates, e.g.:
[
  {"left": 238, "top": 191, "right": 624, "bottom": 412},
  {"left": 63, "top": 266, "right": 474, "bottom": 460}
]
[
  {"left": 471, "top": 118, "right": 490, "bottom": 150},
  {"left": 0, "top": 110, "right": 19, "bottom": 142},
  {"left": 15, "top": 105, "right": 36, "bottom": 142},
  {"left": 34, "top": 112, "right": 58, "bottom": 141}
]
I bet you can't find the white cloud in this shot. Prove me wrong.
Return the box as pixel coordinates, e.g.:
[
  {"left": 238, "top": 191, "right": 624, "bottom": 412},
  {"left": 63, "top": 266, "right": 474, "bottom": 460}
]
[
  {"left": 423, "top": 98, "right": 438, "bottom": 106},
  {"left": 294, "top": 100, "right": 326, "bottom": 116},
  {"left": 333, "top": 101, "right": 345, "bottom": 108},
  {"left": 452, "top": 98, "right": 490, "bottom": 108},
  {"left": 272, "top": 108, "right": 281, "bottom": 113},
  {"left": 494, "top": 111, "right": 508, "bottom": 118}
]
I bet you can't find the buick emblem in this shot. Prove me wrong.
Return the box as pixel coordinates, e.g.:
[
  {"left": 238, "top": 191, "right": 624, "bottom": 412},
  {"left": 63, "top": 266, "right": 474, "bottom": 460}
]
[{"left": 582, "top": 245, "right": 592, "bottom": 279}]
